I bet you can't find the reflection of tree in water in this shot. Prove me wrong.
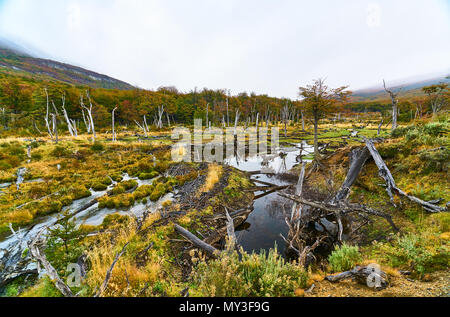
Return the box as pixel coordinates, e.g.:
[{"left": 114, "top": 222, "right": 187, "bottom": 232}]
[{"left": 266, "top": 196, "right": 293, "bottom": 220}]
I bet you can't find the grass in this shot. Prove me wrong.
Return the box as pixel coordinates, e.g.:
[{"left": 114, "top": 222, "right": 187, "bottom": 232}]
[
  {"left": 191, "top": 247, "right": 309, "bottom": 297},
  {"left": 199, "top": 164, "right": 223, "bottom": 193},
  {"left": 2, "top": 115, "right": 449, "bottom": 297}
]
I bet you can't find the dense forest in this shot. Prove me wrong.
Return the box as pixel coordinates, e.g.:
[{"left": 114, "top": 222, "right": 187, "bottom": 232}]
[{"left": 1, "top": 69, "right": 449, "bottom": 137}]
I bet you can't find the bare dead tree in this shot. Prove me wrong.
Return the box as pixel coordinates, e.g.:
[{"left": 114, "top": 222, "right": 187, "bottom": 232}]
[
  {"left": 234, "top": 109, "right": 240, "bottom": 136},
  {"left": 112, "top": 106, "right": 118, "bottom": 142},
  {"left": 135, "top": 116, "right": 148, "bottom": 137},
  {"left": 81, "top": 108, "right": 91, "bottom": 134},
  {"left": 226, "top": 90, "right": 230, "bottom": 127},
  {"left": 156, "top": 106, "right": 165, "bottom": 129},
  {"left": 43, "top": 89, "right": 54, "bottom": 141},
  {"left": 383, "top": 80, "right": 400, "bottom": 131},
  {"left": 60, "top": 93, "right": 77, "bottom": 137},
  {"left": 80, "top": 91, "right": 96, "bottom": 141},
  {"left": 51, "top": 113, "right": 58, "bottom": 144}
]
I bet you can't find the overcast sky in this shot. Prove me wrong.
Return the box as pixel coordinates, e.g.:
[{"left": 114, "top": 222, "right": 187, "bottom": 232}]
[{"left": 0, "top": 0, "right": 449, "bottom": 98}]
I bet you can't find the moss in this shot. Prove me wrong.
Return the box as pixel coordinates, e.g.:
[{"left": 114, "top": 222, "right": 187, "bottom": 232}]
[
  {"left": 150, "top": 183, "right": 167, "bottom": 201},
  {"left": 223, "top": 172, "right": 252, "bottom": 199},
  {"left": 133, "top": 185, "right": 153, "bottom": 200},
  {"left": 91, "top": 142, "right": 105, "bottom": 152},
  {"left": 139, "top": 171, "right": 159, "bottom": 180},
  {"left": 51, "top": 146, "right": 71, "bottom": 158},
  {"left": 20, "top": 277, "right": 63, "bottom": 297},
  {"left": 101, "top": 213, "right": 130, "bottom": 228},
  {"left": 71, "top": 185, "right": 91, "bottom": 200},
  {"left": 91, "top": 182, "right": 108, "bottom": 192}
]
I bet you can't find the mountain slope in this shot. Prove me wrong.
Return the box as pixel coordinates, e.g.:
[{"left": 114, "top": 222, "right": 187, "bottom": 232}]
[
  {"left": 352, "top": 75, "right": 450, "bottom": 102},
  {"left": 0, "top": 43, "right": 134, "bottom": 90}
]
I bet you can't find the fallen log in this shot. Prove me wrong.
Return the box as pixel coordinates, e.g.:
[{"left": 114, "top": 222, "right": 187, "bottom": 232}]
[
  {"left": 204, "top": 208, "right": 253, "bottom": 246},
  {"left": 225, "top": 208, "right": 237, "bottom": 248},
  {"left": 174, "top": 224, "right": 219, "bottom": 257},
  {"left": 94, "top": 242, "right": 129, "bottom": 297},
  {"left": 279, "top": 193, "right": 399, "bottom": 232},
  {"left": 28, "top": 231, "right": 74, "bottom": 297},
  {"left": 331, "top": 147, "right": 371, "bottom": 203},
  {"left": 364, "top": 138, "right": 447, "bottom": 213},
  {"left": 254, "top": 185, "right": 290, "bottom": 200},
  {"left": 325, "top": 265, "right": 389, "bottom": 291}
]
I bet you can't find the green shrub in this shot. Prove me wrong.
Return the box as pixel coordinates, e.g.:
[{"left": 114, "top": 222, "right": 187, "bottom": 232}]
[
  {"left": 328, "top": 243, "right": 362, "bottom": 273},
  {"left": 91, "top": 142, "right": 105, "bottom": 152},
  {"left": 192, "top": 248, "right": 308, "bottom": 297},
  {"left": 0, "top": 160, "right": 12, "bottom": 171},
  {"left": 388, "top": 234, "right": 433, "bottom": 277},
  {"left": 51, "top": 146, "right": 71, "bottom": 158},
  {"left": 20, "top": 276, "right": 63, "bottom": 297},
  {"left": 31, "top": 152, "right": 42, "bottom": 161}
]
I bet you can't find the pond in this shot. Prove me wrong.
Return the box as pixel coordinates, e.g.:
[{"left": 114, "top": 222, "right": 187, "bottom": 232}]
[{"left": 225, "top": 141, "right": 314, "bottom": 255}]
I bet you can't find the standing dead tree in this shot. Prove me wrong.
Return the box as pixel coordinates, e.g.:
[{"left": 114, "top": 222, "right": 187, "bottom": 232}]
[
  {"left": 234, "top": 109, "right": 241, "bottom": 136},
  {"left": 112, "top": 106, "right": 118, "bottom": 142},
  {"left": 135, "top": 115, "right": 149, "bottom": 137},
  {"left": 44, "top": 88, "right": 55, "bottom": 141},
  {"left": 60, "top": 93, "right": 77, "bottom": 137},
  {"left": 156, "top": 106, "right": 165, "bottom": 129},
  {"left": 383, "top": 80, "right": 400, "bottom": 131},
  {"left": 280, "top": 162, "right": 324, "bottom": 266},
  {"left": 80, "top": 91, "right": 96, "bottom": 142},
  {"left": 281, "top": 102, "right": 290, "bottom": 138}
]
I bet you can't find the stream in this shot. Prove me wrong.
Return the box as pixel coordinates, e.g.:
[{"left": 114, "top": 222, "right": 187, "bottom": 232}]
[
  {"left": 225, "top": 141, "right": 314, "bottom": 255},
  {"left": 0, "top": 173, "right": 173, "bottom": 287}
]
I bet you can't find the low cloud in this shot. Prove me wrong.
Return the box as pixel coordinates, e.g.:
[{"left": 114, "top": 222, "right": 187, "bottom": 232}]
[{"left": 0, "top": 0, "right": 449, "bottom": 98}]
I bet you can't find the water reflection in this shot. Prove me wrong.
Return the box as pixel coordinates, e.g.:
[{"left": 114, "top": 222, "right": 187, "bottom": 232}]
[{"left": 225, "top": 141, "right": 313, "bottom": 256}]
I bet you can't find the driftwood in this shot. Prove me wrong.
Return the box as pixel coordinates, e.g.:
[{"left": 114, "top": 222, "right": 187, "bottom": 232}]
[
  {"left": 225, "top": 208, "right": 237, "bottom": 248},
  {"left": 365, "top": 138, "right": 447, "bottom": 213},
  {"left": 28, "top": 231, "right": 74, "bottom": 297},
  {"left": 204, "top": 208, "right": 253, "bottom": 246},
  {"left": 174, "top": 224, "right": 219, "bottom": 257},
  {"left": 279, "top": 193, "right": 399, "bottom": 232},
  {"left": 325, "top": 265, "right": 388, "bottom": 290},
  {"left": 94, "top": 242, "right": 129, "bottom": 297}
]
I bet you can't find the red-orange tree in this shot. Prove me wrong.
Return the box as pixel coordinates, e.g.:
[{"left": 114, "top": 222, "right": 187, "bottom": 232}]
[{"left": 299, "top": 79, "right": 351, "bottom": 159}]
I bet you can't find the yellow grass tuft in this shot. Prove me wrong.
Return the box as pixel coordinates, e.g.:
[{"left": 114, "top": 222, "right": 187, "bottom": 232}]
[
  {"left": 200, "top": 164, "right": 223, "bottom": 193},
  {"left": 294, "top": 288, "right": 305, "bottom": 297}
]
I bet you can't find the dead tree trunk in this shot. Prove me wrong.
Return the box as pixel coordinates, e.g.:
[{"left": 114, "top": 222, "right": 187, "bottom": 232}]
[
  {"left": 61, "top": 94, "right": 77, "bottom": 137},
  {"left": 29, "top": 233, "right": 74, "bottom": 297},
  {"left": 174, "top": 224, "right": 219, "bottom": 257},
  {"left": 325, "top": 265, "right": 389, "bottom": 290},
  {"left": 80, "top": 91, "right": 96, "bottom": 142},
  {"left": 44, "top": 89, "right": 54, "bottom": 141},
  {"left": 135, "top": 116, "right": 148, "bottom": 137},
  {"left": 112, "top": 106, "right": 118, "bottom": 142},
  {"left": 234, "top": 110, "right": 240, "bottom": 136},
  {"left": 364, "top": 138, "right": 447, "bottom": 213},
  {"left": 383, "top": 80, "right": 399, "bottom": 131}
]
